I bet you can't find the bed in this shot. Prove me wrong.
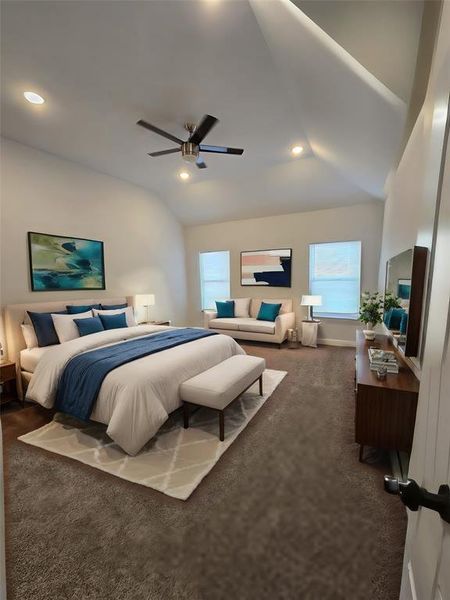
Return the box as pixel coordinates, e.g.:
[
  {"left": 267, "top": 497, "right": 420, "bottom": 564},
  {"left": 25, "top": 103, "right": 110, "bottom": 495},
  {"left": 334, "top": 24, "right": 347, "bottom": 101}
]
[
  {"left": 4, "top": 298, "right": 245, "bottom": 455},
  {"left": 19, "top": 347, "right": 52, "bottom": 374}
]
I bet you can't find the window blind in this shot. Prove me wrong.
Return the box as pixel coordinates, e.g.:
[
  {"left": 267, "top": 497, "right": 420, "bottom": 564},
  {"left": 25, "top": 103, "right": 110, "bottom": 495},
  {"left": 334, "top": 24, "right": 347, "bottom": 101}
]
[
  {"left": 309, "top": 241, "right": 361, "bottom": 319},
  {"left": 199, "top": 251, "right": 230, "bottom": 310}
]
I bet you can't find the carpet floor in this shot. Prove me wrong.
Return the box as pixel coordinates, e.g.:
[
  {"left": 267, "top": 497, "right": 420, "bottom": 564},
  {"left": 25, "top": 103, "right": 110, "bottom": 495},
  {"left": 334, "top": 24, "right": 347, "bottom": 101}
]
[{"left": 2, "top": 343, "right": 406, "bottom": 600}]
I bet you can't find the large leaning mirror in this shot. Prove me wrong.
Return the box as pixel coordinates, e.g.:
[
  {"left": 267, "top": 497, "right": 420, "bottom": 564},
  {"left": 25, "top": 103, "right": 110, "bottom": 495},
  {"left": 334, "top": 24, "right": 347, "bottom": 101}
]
[{"left": 384, "top": 246, "right": 427, "bottom": 357}]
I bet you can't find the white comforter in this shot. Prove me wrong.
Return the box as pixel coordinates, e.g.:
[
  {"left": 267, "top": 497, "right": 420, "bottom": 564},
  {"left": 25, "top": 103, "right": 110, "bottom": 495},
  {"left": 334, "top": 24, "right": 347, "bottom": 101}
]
[{"left": 26, "top": 325, "right": 245, "bottom": 455}]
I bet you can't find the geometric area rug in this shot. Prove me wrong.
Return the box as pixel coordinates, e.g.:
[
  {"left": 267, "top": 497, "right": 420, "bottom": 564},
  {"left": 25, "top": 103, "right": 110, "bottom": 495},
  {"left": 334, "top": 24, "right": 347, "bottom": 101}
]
[{"left": 19, "top": 369, "right": 286, "bottom": 500}]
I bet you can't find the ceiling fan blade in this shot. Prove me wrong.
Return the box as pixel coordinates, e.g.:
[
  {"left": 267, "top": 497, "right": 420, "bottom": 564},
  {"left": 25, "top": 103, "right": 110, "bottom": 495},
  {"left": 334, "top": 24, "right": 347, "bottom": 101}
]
[
  {"left": 196, "top": 158, "right": 207, "bottom": 169},
  {"left": 148, "top": 148, "right": 181, "bottom": 157},
  {"left": 199, "top": 144, "right": 244, "bottom": 155},
  {"left": 137, "top": 119, "right": 183, "bottom": 145},
  {"left": 189, "top": 115, "right": 218, "bottom": 145}
]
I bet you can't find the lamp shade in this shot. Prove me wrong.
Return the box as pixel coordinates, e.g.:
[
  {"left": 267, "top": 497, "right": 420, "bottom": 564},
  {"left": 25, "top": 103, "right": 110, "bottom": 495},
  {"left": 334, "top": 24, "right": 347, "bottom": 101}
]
[
  {"left": 301, "top": 295, "right": 322, "bottom": 306},
  {"left": 134, "top": 294, "right": 155, "bottom": 307}
]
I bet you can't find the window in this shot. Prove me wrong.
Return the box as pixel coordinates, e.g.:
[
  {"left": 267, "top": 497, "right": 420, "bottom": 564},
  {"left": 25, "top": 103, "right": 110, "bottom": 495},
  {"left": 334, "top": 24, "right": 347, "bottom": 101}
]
[
  {"left": 309, "top": 241, "right": 361, "bottom": 319},
  {"left": 199, "top": 251, "right": 230, "bottom": 310}
]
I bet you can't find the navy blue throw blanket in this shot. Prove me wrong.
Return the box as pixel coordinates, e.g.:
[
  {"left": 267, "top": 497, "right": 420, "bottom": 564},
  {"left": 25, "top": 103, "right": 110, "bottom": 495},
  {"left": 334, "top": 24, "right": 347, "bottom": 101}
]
[{"left": 55, "top": 328, "right": 218, "bottom": 421}]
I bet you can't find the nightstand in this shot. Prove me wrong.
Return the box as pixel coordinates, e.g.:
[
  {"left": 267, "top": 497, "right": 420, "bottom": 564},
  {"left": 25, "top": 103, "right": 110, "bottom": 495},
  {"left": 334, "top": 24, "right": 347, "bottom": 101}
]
[
  {"left": 0, "top": 360, "right": 19, "bottom": 408},
  {"left": 141, "top": 320, "right": 171, "bottom": 326}
]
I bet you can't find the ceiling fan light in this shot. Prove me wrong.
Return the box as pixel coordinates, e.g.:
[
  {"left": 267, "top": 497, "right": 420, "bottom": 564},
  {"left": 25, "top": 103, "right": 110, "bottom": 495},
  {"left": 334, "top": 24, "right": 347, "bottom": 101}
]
[
  {"left": 291, "top": 145, "right": 304, "bottom": 156},
  {"left": 24, "top": 91, "right": 45, "bottom": 104},
  {"left": 181, "top": 142, "right": 199, "bottom": 162}
]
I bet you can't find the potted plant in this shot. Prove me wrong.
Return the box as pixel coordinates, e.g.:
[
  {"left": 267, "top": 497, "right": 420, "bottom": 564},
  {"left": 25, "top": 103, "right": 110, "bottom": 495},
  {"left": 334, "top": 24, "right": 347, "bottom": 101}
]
[
  {"left": 359, "top": 291, "right": 383, "bottom": 340},
  {"left": 384, "top": 291, "right": 402, "bottom": 312}
]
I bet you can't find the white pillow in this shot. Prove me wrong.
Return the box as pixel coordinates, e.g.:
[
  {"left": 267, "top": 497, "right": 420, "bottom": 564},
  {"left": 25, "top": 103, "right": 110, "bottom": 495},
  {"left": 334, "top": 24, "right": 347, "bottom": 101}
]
[
  {"left": 21, "top": 324, "right": 38, "bottom": 349},
  {"left": 231, "top": 298, "right": 251, "bottom": 318},
  {"left": 93, "top": 306, "right": 136, "bottom": 327},
  {"left": 51, "top": 311, "right": 93, "bottom": 344}
]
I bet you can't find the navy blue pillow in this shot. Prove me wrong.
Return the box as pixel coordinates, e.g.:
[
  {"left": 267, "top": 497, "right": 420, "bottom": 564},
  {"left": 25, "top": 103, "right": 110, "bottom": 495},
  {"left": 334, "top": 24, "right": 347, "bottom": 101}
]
[
  {"left": 66, "top": 304, "right": 101, "bottom": 314},
  {"left": 27, "top": 310, "right": 67, "bottom": 347},
  {"left": 74, "top": 316, "right": 105, "bottom": 337},
  {"left": 99, "top": 312, "right": 128, "bottom": 330},
  {"left": 101, "top": 303, "right": 128, "bottom": 310},
  {"left": 216, "top": 300, "right": 235, "bottom": 318}
]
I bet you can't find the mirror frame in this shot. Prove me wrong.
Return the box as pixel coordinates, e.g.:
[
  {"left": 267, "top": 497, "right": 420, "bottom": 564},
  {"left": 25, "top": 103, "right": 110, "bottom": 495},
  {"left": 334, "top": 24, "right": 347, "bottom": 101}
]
[{"left": 385, "top": 246, "right": 428, "bottom": 357}]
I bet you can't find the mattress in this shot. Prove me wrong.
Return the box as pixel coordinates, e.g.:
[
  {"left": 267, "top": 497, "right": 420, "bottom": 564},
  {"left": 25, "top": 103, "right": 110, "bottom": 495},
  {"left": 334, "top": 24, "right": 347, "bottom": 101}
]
[{"left": 20, "top": 347, "right": 54, "bottom": 373}]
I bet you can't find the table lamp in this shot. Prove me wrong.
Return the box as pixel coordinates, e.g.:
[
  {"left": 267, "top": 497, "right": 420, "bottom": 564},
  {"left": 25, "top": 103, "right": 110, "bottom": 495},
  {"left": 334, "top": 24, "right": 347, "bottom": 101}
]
[
  {"left": 301, "top": 295, "right": 322, "bottom": 322},
  {"left": 134, "top": 294, "right": 155, "bottom": 323}
]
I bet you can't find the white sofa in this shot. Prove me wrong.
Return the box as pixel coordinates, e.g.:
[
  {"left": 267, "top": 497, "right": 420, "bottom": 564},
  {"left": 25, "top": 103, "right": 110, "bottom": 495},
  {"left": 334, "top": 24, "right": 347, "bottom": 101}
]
[{"left": 203, "top": 298, "right": 296, "bottom": 348}]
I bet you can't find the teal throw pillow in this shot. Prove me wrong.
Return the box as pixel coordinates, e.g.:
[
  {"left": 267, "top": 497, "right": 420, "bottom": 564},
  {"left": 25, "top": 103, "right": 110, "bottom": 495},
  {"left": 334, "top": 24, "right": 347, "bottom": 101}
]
[
  {"left": 216, "top": 300, "right": 235, "bottom": 318},
  {"left": 257, "top": 302, "right": 282, "bottom": 322}
]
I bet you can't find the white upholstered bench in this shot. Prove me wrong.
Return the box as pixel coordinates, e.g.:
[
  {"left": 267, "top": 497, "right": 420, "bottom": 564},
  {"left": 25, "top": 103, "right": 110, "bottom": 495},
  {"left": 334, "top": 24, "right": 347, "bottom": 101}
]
[{"left": 180, "top": 355, "right": 266, "bottom": 441}]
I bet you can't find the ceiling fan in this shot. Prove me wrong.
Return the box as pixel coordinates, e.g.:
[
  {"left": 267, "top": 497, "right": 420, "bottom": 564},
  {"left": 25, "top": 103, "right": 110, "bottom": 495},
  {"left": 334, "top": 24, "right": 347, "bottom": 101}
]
[{"left": 137, "top": 114, "right": 244, "bottom": 169}]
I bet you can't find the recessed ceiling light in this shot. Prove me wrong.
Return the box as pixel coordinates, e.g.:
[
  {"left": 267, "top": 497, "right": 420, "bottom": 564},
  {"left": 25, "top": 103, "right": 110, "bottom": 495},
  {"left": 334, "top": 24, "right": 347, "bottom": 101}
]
[
  {"left": 24, "top": 91, "right": 45, "bottom": 105},
  {"left": 179, "top": 171, "right": 190, "bottom": 181},
  {"left": 291, "top": 145, "right": 303, "bottom": 156}
]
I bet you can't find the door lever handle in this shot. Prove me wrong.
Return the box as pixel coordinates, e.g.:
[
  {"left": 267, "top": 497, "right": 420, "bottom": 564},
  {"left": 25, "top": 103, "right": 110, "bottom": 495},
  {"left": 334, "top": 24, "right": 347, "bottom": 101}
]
[{"left": 384, "top": 476, "right": 450, "bottom": 523}]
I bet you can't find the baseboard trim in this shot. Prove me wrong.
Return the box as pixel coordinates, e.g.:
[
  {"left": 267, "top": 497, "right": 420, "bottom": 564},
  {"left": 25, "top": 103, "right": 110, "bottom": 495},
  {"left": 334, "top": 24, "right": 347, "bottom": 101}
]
[{"left": 318, "top": 338, "right": 356, "bottom": 347}]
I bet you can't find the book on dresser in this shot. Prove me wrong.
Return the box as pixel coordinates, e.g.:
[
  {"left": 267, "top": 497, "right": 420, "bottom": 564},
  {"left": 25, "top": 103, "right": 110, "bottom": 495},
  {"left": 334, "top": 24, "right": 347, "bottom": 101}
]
[{"left": 368, "top": 347, "right": 399, "bottom": 373}]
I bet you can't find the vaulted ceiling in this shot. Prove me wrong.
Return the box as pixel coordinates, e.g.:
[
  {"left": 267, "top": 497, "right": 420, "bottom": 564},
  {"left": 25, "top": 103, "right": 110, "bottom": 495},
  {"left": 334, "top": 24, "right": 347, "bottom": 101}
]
[{"left": 1, "top": 0, "right": 423, "bottom": 225}]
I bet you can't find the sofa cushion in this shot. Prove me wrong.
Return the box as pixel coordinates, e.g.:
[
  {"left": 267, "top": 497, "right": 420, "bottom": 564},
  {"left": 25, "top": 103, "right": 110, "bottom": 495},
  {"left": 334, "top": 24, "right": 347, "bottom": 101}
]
[
  {"left": 257, "top": 302, "right": 281, "bottom": 322},
  {"left": 216, "top": 300, "right": 235, "bottom": 318},
  {"left": 209, "top": 318, "right": 241, "bottom": 331},
  {"left": 250, "top": 298, "right": 292, "bottom": 318},
  {"left": 231, "top": 298, "right": 251, "bottom": 318},
  {"left": 237, "top": 318, "right": 276, "bottom": 334}
]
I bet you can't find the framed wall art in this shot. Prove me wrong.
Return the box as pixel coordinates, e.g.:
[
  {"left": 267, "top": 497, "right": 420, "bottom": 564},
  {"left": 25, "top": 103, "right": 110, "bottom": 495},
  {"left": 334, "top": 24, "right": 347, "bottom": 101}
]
[
  {"left": 28, "top": 231, "right": 106, "bottom": 291},
  {"left": 241, "top": 248, "right": 292, "bottom": 287}
]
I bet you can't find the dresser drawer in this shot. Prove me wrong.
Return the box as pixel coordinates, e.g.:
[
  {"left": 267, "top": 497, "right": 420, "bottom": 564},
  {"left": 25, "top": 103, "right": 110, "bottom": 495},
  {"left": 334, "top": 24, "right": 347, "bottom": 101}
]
[{"left": 0, "top": 363, "right": 16, "bottom": 384}]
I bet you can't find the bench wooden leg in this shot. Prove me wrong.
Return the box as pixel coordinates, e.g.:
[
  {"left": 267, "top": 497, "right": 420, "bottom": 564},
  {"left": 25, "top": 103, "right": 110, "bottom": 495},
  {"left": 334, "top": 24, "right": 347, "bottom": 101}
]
[
  {"left": 183, "top": 402, "right": 189, "bottom": 429},
  {"left": 259, "top": 374, "right": 263, "bottom": 396},
  {"left": 219, "top": 410, "right": 225, "bottom": 441}
]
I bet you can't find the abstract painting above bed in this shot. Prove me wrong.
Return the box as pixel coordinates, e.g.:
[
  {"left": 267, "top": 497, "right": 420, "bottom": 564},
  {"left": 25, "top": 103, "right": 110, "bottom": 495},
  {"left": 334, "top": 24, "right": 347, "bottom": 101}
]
[
  {"left": 241, "top": 248, "right": 292, "bottom": 287},
  {"left": 28, "top": 231, "right": 105, "bottom": 291}
]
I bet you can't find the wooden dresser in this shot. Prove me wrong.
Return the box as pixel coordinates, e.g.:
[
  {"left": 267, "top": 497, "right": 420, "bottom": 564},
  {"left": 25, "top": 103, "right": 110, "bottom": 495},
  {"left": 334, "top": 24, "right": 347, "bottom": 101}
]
[{"left": 355, "top": 330, "right": 419, "bottom": 461}]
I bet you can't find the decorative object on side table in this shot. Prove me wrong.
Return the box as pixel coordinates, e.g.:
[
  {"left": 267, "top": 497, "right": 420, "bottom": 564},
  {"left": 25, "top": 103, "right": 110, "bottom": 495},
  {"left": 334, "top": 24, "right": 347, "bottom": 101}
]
[
  {"left": 143, "top": 320, "right": 171, "bottom": 326},
  {"left": 359, "top": 291, "right": 383, "bottom": 340},
  {"left": 28, "top": 231, "right": 105, "bottom": 291},
  {"left": 0, "top": 360, "right": 19, "bottom": 408},
  {"left": 301, "top": 295, "right": 322, "bottom": 322},
  {"left": 133, "top": 293, "right": 156, "bottom": 323},
  {"left": 287, "top": 328, "right": 299, "bottom": 349},
  {"left": 301, "top": 320, "right": 320, "bottom": 348}
]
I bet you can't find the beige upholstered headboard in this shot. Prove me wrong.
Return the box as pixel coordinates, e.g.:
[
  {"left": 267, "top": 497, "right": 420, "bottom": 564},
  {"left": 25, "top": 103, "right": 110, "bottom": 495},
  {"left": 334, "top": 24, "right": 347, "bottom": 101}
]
[{"left": 4, "top": 297, "right": 132, "bottom": 396}]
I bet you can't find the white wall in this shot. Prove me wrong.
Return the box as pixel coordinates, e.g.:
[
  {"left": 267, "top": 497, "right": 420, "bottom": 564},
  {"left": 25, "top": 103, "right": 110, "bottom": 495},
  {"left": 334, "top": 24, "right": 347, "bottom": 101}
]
[
  {"left": 378, "top": 2, "right": 446, "bottom": 369},
  {"left": 185, "top": 202, "right": 384, "bottom": 344},
  {"left": 0, "top": 138, "right": 188, "bottom": 324}
]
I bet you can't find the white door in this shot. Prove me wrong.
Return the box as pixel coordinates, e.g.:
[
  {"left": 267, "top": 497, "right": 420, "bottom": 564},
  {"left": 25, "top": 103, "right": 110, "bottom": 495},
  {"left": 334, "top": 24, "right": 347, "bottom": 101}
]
[{"left": 399, "top": 108, "right": 450, "bottom": 599}]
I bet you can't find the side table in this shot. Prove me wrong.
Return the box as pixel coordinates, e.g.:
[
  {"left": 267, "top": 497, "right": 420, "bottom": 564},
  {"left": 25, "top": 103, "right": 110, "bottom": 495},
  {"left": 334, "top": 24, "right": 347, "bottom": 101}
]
[
  {"left": 0, "top": 361, "right": 19, "bottom": 408},
  {"left": 301, "top": 320, "right": 320, "bottom": 348}
]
